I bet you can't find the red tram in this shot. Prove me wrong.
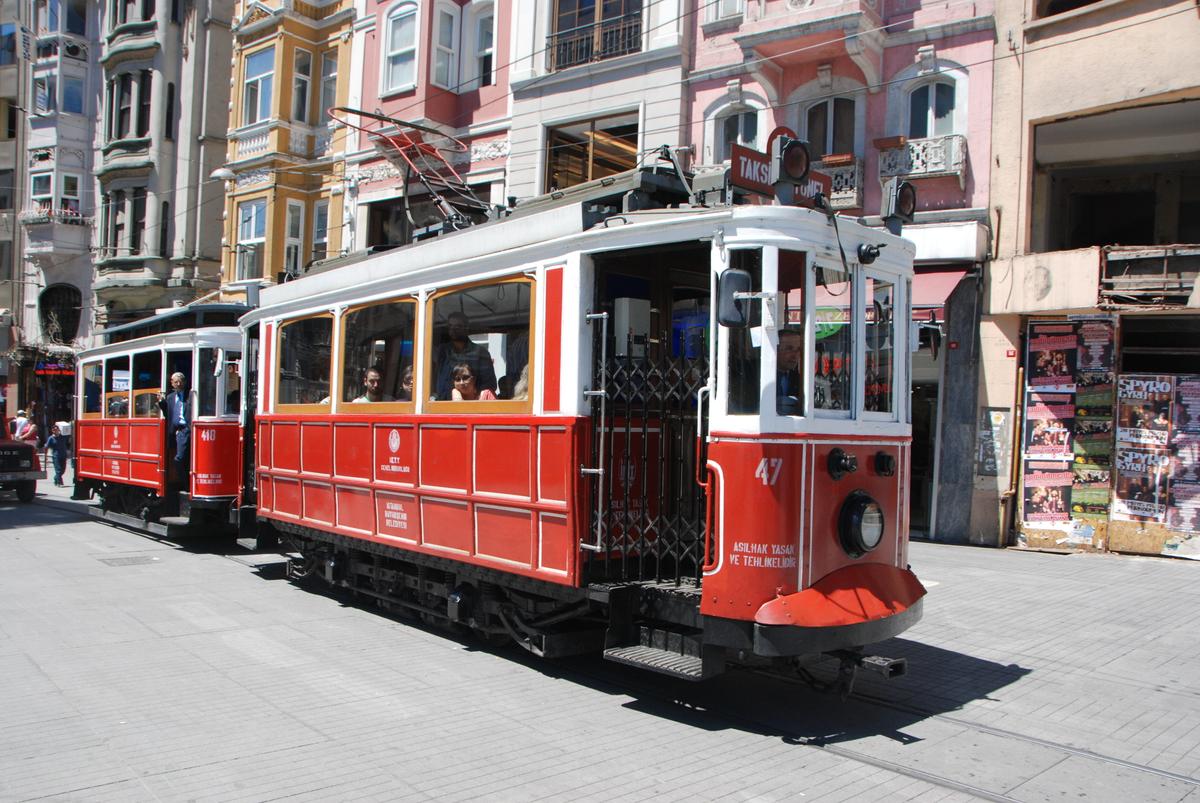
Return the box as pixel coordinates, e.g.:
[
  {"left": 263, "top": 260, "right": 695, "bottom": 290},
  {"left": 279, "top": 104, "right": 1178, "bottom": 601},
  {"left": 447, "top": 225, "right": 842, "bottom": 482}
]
[
  {"left": 238, "top": 165, "right": 927, "bottom": 684},
  {"left": 73, "top": 307, "right": 250, "bottom": 534}
]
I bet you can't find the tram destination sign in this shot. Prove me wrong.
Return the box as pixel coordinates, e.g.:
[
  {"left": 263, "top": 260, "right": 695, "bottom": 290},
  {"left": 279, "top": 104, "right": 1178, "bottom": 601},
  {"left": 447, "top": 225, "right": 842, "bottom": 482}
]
[{"left": 728, "top": 143, "right": 832, "bottom": 208}]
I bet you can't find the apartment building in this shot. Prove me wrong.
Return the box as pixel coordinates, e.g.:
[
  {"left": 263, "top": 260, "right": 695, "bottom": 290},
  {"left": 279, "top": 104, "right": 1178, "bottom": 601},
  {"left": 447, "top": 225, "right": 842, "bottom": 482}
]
[
  {"left": 218, "top": 0, "right": 352, "bottom": 295},
  {"left": 10, "top": 0, "right": 96, "bottom": 428},
  {"left": 94, "top": 0, "right": 233, "bottom": 327},
  {"left": 684, "top": 0, "right": 995, "bottom": 540},
  {"left": 980, "top": 0, "right": 1200, "bottom": 557}
]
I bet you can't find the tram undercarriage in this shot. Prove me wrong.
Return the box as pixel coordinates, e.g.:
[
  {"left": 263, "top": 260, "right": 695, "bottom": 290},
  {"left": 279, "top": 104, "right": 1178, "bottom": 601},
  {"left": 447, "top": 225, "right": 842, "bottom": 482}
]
[{"left": 275, "top": 522, "right": 912, "bottom": 690}]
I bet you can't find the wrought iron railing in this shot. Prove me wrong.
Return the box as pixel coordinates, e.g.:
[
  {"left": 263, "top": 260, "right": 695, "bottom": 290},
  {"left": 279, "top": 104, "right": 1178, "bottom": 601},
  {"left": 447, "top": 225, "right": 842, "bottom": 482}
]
[
  {"left": 588, "top": 324, "right": 709, "bottom": 586},
  {"left": 878, "top": 133, "right": 968, "bottom": 189},
  {"left": 815, "top": 156, "right": 863, "bottom": 210},
  {"left": 546, "top": 12, "right": 642, "bottom": 72}
]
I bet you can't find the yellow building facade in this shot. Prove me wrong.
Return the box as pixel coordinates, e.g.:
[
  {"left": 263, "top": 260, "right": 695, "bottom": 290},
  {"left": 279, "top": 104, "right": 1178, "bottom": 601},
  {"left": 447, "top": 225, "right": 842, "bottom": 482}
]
[{"left": 220, "top": 0, "right": 353, "bottom": 296}]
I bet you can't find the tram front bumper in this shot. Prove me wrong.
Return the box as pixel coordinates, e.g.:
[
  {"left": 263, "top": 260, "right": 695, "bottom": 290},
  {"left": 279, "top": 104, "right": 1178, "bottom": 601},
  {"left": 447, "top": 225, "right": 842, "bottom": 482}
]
[{"left": 752, "top": 563, "right": 926, "bottom": 657}]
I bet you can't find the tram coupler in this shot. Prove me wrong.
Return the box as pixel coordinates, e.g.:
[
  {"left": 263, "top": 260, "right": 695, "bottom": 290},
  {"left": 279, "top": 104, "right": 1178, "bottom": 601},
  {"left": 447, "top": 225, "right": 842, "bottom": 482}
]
[{"left": 825, "top": 649, "right": 907, "bottom": 698}]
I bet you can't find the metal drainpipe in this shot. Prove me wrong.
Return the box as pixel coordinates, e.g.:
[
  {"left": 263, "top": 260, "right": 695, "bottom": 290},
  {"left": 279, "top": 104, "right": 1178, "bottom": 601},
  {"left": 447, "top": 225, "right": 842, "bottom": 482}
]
[{"left": 999, "top": 365, "right": 1025, "bottom": 547}]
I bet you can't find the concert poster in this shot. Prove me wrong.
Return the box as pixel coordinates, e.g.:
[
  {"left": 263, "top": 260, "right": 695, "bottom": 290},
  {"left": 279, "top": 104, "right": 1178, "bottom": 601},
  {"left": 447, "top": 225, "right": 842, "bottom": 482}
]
[
  {"left": 1023, "top": 460, "right": 1073, "bottom": 524},
  {"left": 1112, "top": 447, "right": 1171, "bottom": 523},
  {"left": 1075, "top": 319, "right": 1115, "bottom": 382},
  {"left": 1167, "top": 375, "right": 1200, "bottom": 533},
  {"left": 1116, "top": 375, "right": 1174, "bottom": 448},
  {"left": 1027, "top": 323, "right": 1077, "bottom": 392},
  {"left": 1024, "top": 392, "right": 1075, "bottom": 462}
]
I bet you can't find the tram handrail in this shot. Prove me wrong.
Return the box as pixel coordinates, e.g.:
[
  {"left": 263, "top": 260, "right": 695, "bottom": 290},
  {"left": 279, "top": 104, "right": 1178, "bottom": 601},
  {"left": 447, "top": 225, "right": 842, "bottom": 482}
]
[{"left": 580, "top": 311, "right": 610, "bottom": 553}]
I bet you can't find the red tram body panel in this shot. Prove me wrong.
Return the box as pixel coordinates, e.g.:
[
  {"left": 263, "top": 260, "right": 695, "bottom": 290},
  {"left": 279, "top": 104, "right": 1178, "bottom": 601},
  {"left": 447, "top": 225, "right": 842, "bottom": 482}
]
[{"left": 257, "top": 414, "right": 588, "bottom": 585}]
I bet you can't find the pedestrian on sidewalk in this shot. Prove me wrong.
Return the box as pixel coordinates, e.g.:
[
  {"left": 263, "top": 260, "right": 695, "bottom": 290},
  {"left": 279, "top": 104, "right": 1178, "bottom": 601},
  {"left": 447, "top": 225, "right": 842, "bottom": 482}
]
[{"left": 45, "top": 425, "right": 70, "bottom": 486}]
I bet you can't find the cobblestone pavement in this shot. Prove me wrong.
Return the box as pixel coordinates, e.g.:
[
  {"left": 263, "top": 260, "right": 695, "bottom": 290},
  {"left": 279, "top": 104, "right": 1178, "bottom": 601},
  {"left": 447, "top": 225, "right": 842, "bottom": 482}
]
[{"left": 2, "top": 484, "right": 1199, "bottom": 801}]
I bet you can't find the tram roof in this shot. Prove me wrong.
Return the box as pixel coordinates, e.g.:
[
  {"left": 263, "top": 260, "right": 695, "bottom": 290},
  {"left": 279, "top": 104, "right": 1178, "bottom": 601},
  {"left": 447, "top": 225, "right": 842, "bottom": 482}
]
[
  {"left": 247, "top": 170, "right": 915, "bottom": 325},
  {"left": 97, "top": 304, "right": 249, "bottom": 343},
  {"left": 78, "top": 325, "right": 243, "bottom": 361}
]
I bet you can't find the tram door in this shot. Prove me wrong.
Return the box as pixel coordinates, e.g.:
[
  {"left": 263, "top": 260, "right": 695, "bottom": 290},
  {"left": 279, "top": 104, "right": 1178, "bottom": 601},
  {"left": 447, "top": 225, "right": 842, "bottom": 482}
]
[{"left": 587, "top": 245, "right": 711, "bottom": 586}]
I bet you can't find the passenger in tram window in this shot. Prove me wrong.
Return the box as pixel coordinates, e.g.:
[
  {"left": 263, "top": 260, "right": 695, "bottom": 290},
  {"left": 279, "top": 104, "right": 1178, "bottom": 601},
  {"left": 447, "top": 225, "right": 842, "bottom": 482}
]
[
  {"left": 351, "top": 367, "right": 395, "bottom": 403},
  {"left": 504, "top": 331, "right": 529, "bottom": 397},
  {"left": 397, "top": 365, "right": 414, "bottom": 401},
  {"left": 777, "top": 328, "right": 804, "bottom": 415},
  {"left": 512, "top": 364, "right": 530, "bottom": 401},
  {"left": 450, "top": 363, "right": 497, "bottom": 401},
  {"left": 433, "top": 312, "right": 497, "bottom": 400},
  {"left": 107, "top": 396, "right": 129, "bottom": 417}
]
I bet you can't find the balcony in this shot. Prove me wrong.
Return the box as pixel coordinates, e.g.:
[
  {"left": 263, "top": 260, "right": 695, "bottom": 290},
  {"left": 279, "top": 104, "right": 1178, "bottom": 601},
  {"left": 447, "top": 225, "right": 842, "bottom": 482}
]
[
  {"left": 878, "top": 134, "right": 968, "bottom": 189},
  {"left": 1101, "top": 245, "right": 1200, "bottom": 306},
  {"left": 815, "top": 155, "right": 863, "bottom": 210},
  {"left": 19, "top": 208, "right": 92, "bottom": 227},
  {"left": 546, "top": 12, "right": 642, "bottom": 72}
]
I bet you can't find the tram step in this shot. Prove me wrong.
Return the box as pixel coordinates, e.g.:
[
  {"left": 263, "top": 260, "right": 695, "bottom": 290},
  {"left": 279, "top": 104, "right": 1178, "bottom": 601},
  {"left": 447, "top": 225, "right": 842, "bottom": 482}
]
[
  {"left": 158, "top": 516, "right": 190, "bottom": 528},
  {"left": 603, "top": 645, "right": 707, "bottom": 680}
]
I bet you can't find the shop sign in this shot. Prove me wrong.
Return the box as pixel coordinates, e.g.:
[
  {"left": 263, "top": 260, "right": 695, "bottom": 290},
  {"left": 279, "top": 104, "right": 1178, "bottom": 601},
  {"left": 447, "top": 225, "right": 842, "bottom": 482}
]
[{"left": 35, "top": 361, "right": 75, "bottom": 376}]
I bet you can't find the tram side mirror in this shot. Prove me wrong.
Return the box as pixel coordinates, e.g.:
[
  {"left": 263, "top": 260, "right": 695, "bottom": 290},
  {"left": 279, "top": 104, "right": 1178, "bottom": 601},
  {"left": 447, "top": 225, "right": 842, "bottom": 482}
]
[
  {"left": 717, "top": 268, "right": 753, "bottom": 328},
  {"left": 213, "top": 348, "right": 225, "bottom": 377}
]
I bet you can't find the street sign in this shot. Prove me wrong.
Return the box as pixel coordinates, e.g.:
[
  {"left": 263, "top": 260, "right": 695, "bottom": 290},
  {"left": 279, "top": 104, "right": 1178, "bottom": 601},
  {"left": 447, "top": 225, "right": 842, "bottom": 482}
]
[{"left": 730, "top": 143, "right": 773, "bottom": 197}]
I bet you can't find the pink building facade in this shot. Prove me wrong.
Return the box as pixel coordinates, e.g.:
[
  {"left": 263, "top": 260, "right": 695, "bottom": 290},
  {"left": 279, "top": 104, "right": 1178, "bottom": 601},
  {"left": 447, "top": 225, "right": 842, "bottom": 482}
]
[{"left": 344, "top": 0, "right": 511, "bottom": 250}]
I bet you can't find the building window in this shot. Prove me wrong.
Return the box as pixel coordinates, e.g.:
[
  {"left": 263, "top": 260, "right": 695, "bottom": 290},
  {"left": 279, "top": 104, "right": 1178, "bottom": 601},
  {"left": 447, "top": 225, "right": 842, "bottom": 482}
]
[
  {"left": 433, "top": 5, "right": 459, "bottom": 90},
  {"left": 243, "top": 46, "right": 274, "bottom": 126},
  {"left": 62, "top": 75, "right": 84, "bottom": 114},
  {"left": 131, "top": 188, "right": 146, "bottom": 253},
  {"left": 31, "top": 173, "right": 53, "bottom": 212},
  {"left": 66, "top": 0, "right": 86, "bottom": 34},
  {"left": 164, "top": 82, "right": 174, "bottom": 139},
  {"left": 0, "top": 24, "right": 16, "bottom": 65},
  {"left": 550, "top": 0, "right": 642, "bottom": 71},
  {"left": 6, "top": 104, "right": 16, "bottom": 138},
  {"left": 284, "top": 200, "right": 304, "bottom": 277},
  {"left": 107, "top": 189, "right": 126, "bottom": 253},
  {"left": 716, "top": 108, "right": 757, "bottom": 162},
  {"left": 312, "top": 200, "right": 329, "bottom": 262},
  {"left": 710, "top": 0, "right": 743, "bottom": 20},
  {"left": 111, "top": 73, "right": 133, "bottom": 138},
  {"left": 805, "top": 97, "right": 855, "bottom": 158},
  {"left": 292, "top": 49, "right": 312, "bottom": 123},
  {"left": 137, "top": 70, "right": 152, "bottom": 136},
  {"left": 545, "top": 112, "right": 639, "bottom": 192},
  {"left": 237, "top": 198, "right": 266, "bottom": 280},
  {"left": 908, "top": 80, "right": 955, "bottom": 139},
  {"left": 34, "top": 75, "right": 57, "bottom": 114},
  {"left": 319, "top": 53, "right": 337, "bottom": 124},
  {"left": 0, "top": 170, "right": 13, "bottom": 209},
  {"left": 60, "top": 174, "right": 80, "bottom": 213},
  {"left": 384, "top": 3, "right": 417, "bottom": 92},
  {"left": 475, "top": 11, "right": 494, "bottom": 88},
  {"left": 159, "top": 201, "right": 170, "bottom": 256}
]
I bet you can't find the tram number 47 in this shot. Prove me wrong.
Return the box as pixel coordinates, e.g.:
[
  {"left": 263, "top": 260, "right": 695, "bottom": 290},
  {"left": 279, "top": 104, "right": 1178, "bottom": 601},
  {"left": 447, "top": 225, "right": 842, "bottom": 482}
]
[{"left": 754, "top": 458, "right": 783, "bottom": 486}]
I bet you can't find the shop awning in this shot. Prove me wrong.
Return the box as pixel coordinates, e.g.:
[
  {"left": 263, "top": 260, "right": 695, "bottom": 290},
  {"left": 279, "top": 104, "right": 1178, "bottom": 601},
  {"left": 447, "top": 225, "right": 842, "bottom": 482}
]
[{"left": 912, "top": 270, "right": 968, "bottom": 322}]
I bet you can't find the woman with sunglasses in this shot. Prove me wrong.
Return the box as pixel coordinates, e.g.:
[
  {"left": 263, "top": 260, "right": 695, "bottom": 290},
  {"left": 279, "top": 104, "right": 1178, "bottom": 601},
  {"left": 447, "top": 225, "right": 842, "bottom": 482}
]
[{"left": 450, "top": 362, "right": 497, "bottom": 401}]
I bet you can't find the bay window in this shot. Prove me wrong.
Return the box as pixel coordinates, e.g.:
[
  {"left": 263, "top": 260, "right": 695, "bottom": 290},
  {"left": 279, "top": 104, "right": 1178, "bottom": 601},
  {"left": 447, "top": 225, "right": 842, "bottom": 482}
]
[
  {"left": 237, "top": 198, "right": 266, "bottom": 280},
  {"left": 384, "top": 3, "right": 417, "bottom": 92},
  {"left": 243, "top": 47, "right": 274, "bottom": 125}
]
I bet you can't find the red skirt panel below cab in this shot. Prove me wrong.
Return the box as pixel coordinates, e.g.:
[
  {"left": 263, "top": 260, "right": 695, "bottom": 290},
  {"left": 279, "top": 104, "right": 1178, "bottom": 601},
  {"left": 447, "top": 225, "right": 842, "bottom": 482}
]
[
  {"left": 699, "top": 434, "right": 910, "bottom": 621},
  {"left": 76, "top": 418, "right": 166, "bottom": 494},
  {"left": 191, "top": 420, "right": 241, "bottom": 499},
  {"left": 256, "top": 414, "right": 588, "bottom": 586}
]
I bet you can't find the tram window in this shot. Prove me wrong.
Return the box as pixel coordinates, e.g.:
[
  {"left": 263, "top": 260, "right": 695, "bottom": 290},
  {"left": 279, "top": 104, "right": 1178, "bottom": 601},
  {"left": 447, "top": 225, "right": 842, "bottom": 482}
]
[
  {"left": 197, "top": 348, "right": 218, "bottom": 418},
  {"left": 224, "top": 357, "right": 241, "bottom": 416},
  {"left": 132, "top": 351, "right": 162, "bottom": 418},
  {"left": 105, "top": 356, "right": 131, "bottom": 418},
  {"left": 814, "top": 265, "right": 853, "bottom": 413},
  {"left": 430, "top": 280, "right": 531, "bottom": 405},
  {"left": 865, "top": 276, "right": 895, "bottom": 415},
  {"left": 727, "top": 249, "right": 762, "bottom": 415},
  {"left": 277, "top": 316, "right": 333, "bottom": 407},
  {"left": 341, "top": 300, "right": 415, "bottom": 405},
  {"left": 81, "top": 362, "right": 102, "bottom": 417},
  {"left": 777, "top": 250, "right": 806, "bottom": 416}
]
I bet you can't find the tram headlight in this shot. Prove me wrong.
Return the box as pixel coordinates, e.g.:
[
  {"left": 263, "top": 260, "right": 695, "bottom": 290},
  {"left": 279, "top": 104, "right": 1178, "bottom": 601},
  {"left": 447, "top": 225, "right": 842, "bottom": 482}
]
[{"left": 839, "top": 492, "right": 885, "bottom": 558}]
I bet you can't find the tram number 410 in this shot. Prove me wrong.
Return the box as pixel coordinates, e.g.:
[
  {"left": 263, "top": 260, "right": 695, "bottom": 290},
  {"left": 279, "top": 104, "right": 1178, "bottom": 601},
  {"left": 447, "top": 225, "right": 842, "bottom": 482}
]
[{"left": 755, "top": 457, "right": 783, "bottom": 486}]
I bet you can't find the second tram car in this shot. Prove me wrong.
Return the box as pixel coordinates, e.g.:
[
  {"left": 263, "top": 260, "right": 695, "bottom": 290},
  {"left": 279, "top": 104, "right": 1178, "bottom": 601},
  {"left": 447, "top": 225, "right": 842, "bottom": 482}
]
[
  {"left": 74, "top": 308, "right": 247, "bottom": 533},
  {"left": 241, "top": 169, "right": 927, "bottom": 683}
]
